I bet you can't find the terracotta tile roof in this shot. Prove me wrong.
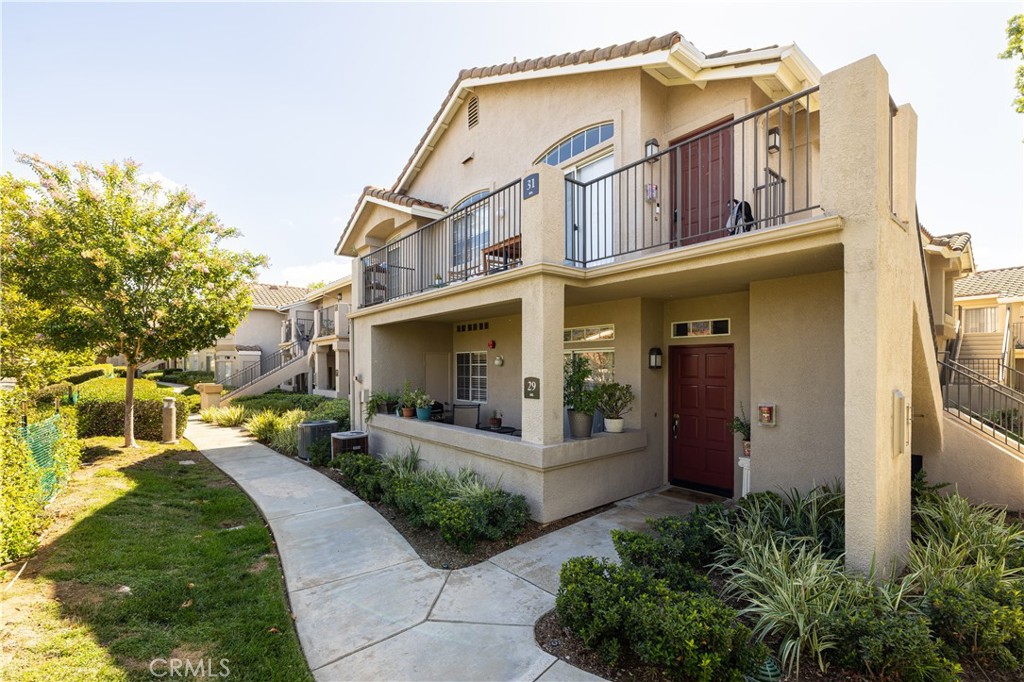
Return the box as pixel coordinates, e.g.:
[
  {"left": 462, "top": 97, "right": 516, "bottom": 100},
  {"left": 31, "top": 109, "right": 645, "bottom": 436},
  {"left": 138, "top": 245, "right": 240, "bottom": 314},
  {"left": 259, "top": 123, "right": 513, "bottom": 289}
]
[
  {"left": 250, "top": 283, "right": 309, "bottom": 308},
  {"left": 929, "top": 232, "right": 971, "bottom": 252},
  {"left": 336, "top": 186, "right": 447, "bottom": 256},
  {"left": 363, "top": 186, "right": 446, "bottom": 212},
  {"left": 393, "top": 32, "right": 687, "bottom": 192},
  {"left": 954, "top": 266, "right": 1024, "bottom": 298}
]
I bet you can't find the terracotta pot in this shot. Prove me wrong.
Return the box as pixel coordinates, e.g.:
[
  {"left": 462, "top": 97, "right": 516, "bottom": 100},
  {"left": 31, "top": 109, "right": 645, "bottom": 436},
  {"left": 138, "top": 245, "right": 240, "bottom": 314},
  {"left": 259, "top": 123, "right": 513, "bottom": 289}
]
[
  {"left": 401, "top": 407, "right": 416, "bottom": 418},
  {"left": 489, "top": 418, "right": 502, "bottom": 428}
]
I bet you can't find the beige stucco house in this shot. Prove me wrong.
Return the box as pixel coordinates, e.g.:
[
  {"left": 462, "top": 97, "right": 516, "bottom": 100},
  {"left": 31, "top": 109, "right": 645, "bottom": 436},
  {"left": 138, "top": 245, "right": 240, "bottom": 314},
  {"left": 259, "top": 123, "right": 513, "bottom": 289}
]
[
  {"left": 950, "top": 266, "right": 1024, "bottom": 384},
  {"left": 185, "top": 283, "right": 309, "bottom": 384},
  {"left": 331, "top": 33, "right": 1013, "bottom": 574}
]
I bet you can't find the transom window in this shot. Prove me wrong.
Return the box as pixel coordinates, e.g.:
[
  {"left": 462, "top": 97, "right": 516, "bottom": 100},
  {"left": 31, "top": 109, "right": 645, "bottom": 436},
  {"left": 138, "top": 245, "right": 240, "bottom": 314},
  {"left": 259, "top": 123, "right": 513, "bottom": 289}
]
[
  {"left": 456, "top": 351, "right": 488, "bottom": 402},
  {"left": 538, "top": 123, "right": 613, "bottom": 167}
]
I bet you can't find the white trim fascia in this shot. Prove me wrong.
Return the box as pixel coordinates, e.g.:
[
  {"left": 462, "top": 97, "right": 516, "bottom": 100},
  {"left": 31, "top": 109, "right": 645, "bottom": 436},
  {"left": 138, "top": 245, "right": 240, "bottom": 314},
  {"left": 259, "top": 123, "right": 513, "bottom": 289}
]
[
  {"left": 954, "top": 294, "right": 1000, "bottom": 302},
  {"left": 997, "top": 296, "right": 1024, "bottom": 304},
  {"left": 337, "top": 194, "right": 445, "bottom": 256}
]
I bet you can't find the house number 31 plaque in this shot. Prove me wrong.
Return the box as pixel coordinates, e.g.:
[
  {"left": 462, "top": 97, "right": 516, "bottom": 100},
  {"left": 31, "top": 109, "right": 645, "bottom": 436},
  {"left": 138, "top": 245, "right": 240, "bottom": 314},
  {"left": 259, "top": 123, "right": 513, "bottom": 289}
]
[{"left": 524, "top": 377, "right": 540, "bottom": 399}]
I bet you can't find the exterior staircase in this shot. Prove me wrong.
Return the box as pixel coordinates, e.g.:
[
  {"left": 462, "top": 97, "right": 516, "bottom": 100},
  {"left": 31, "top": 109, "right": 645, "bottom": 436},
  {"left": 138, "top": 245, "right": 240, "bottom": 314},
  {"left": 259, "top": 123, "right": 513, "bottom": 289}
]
[{"left": 220, "top": 342, "right": 308, "bottom": 404}]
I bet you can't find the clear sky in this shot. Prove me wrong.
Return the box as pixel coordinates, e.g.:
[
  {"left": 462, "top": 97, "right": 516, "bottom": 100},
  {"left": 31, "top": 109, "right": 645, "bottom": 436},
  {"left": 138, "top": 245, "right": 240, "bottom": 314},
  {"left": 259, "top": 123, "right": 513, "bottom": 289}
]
[{"left": 3, "top": 2, "right": 1022, "bottom": 285}]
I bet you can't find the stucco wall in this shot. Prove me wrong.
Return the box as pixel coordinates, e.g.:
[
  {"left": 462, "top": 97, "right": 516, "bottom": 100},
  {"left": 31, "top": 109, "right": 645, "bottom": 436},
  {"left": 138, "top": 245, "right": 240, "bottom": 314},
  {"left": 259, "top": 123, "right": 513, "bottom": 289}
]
[
  {"left": 925, "top": 415, "right": 1024, "bottom": 511},
  {"left": 232, "top": 308, "right": 286, "bottom": 364},
  {"left": 749, "top": 271, "right": 845, "bottom": 494},
  {"left": 451, "top": 313, "right": 523, "bottom": 425}
]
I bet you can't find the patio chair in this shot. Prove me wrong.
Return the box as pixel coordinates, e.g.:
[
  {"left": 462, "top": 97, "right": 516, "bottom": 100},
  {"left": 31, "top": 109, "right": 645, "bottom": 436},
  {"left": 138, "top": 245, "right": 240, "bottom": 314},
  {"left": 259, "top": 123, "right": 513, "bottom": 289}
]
[{"left": 449, "top": 403, "right": 481, "bottom": 429}]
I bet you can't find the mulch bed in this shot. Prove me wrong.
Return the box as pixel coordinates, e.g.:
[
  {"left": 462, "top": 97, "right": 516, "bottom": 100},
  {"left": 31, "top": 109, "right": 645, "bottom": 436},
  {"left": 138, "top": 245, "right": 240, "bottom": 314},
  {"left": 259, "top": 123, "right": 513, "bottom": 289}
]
[{"left": 313, "top": 464, "right": 611, "bottom": 570}]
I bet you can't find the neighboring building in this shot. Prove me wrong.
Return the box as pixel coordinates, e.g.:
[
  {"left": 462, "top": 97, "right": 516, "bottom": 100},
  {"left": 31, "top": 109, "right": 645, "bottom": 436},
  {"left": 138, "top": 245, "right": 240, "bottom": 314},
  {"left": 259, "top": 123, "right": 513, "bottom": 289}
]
[
  {"left": 951, "top": 266, "right": 1024, "bottom": 385},
  {"left": 326, "top": 31, "right": 1017, "bottom": 574},
  {"left": 186, "top": 283, "right": 308, "bottom": 384}
]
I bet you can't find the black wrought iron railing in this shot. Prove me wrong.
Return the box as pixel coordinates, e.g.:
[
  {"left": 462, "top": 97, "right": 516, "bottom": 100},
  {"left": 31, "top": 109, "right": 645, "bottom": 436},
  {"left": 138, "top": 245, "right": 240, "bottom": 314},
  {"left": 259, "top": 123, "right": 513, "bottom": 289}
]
[
  {"left": 317, "top": 305, "right": 337, "bottom": 338},
  {"left": 295, "top": 312, "right": 314, "bottom": 342},
  {"left": 223, "top": 342, "right": 301, "bottom": 392},
  {"left": 360, "top": 180, "right": 522, "bottom": 307},
  {"left": 1014, "top": 322, "right": 1024, "bottom": 350},
  {"left": 283, "top": 319, "right": 293, "bottom": 343},
  {"left": 565, "top": 87, "right": 821, "bottom": 268},
  {"left": 940, "top": 359, "right": 1022, "bottom": 453}
]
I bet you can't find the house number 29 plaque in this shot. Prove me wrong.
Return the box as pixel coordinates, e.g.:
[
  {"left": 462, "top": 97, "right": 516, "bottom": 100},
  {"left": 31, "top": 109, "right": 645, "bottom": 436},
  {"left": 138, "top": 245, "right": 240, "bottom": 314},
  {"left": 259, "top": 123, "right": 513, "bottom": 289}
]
[{"left": 524, "top": 377, "right": 540, "bottom": 399}]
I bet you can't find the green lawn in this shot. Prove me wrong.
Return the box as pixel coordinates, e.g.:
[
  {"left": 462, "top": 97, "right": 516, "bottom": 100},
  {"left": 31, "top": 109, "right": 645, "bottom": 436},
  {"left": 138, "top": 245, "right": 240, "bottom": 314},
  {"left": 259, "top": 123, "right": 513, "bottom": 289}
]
[{"left": 2, "top": 437, "right": 312, "bottom": 682}]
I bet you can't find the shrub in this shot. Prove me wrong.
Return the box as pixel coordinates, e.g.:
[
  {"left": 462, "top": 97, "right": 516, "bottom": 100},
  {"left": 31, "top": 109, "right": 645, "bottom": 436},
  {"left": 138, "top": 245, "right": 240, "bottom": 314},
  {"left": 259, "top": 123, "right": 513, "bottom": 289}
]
[
  {"left": 170, "top": 370, "right": 214, "bottom": 388},
  {"left": 244, "top": 409, "right": 284, "bottom": 442},
  {"left": 76, "top": 377, "right": 186, "bottom": 440},
  {"left": 0, "top": 399, "right": 81, "bottom": 563},
  {"left": 307, "top": 436, "right": 332, "bottom": 466},
  {"left": 32, "top": 381, "right": 73, "bottom": 405},
  {"left": 180, "top": 394, "right": 201, "bottom": 414},
  {"left": 234, "top": 392, "right": 327, "bottom": 415},
  {"left": 912, "top": 491, "right": 1024, "bottom": 568},
  {"left": 925, "top": 583, "right": 1024, "bottom": 670},
  {"left": 334, "top": 451, "right": 388, "bottom": 500},
  {"left": 264, "top": 409, "right": 307, "bottom": 456},
  {"left": 142, "top": 370, "right": 163, "bottom": 380},
  {"left": 612, "top": 529, "right": 712, "bottom": 593},
  {"left": 556, "top": 557, "right": 762, "bottom": 678},
  {"left": 822, "top": 604, "right": 960, "bottom": 681},
  {"left": 113, "top": 367, "right": 127, "bottom": 377},
  {"left": 307, "top": 399, "right": 351, "bottom": 430},
  {"left": 207, "top": 405, "right": 245, "bottom": 427},
  {"left": 61, "top": 363, "right": 113, "bottom": 385}
]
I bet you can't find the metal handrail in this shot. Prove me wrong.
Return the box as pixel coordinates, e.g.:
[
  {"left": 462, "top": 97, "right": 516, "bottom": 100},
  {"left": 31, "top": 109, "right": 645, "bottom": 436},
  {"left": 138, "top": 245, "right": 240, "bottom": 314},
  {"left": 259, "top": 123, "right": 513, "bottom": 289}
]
[
  {"left": 317, "top": 305, "right": 338, "bottom": 338},
  {"left": 222, "top": 341, "right": 301, "bottom": 392},
  {"left": 360, "top": 179, "right": 522, "bottom": 307},
  {"left": 566, "top": 86, "right": 821, "bottom": 267},
  {"left": 939, "top": 358, "right": 1022, "bottom": 452}
]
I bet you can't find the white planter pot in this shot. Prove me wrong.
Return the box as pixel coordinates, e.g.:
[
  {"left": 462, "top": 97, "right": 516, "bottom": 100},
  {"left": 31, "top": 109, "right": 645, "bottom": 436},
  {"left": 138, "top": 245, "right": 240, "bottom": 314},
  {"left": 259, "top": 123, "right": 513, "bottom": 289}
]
[{"left": 604, "top": 418, "right": 624, "bottom": 433}]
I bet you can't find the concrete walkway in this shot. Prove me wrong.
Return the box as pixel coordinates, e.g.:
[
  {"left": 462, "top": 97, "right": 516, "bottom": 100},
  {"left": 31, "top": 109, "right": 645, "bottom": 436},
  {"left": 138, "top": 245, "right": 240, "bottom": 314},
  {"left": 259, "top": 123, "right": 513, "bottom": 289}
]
[{"left": 185, "top": 418, "right": 700, "bottom": 682}]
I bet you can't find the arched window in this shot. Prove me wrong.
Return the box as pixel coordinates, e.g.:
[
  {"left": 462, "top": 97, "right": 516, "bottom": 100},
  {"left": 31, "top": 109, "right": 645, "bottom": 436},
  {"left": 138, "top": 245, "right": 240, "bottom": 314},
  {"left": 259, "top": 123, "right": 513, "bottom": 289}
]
[
  {"left": 537, "top": 123, "right": 613, "bottom": 167},
  {"left": 452, "top": 190, "right": 490, "bottom": 268}
]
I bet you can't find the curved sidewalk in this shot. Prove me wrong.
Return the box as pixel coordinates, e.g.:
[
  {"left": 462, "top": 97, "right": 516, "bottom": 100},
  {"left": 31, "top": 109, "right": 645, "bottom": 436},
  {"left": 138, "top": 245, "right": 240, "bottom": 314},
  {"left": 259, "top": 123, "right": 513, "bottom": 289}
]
[{"left": 185, "top": 418, "right": 698, "bottom": 682}]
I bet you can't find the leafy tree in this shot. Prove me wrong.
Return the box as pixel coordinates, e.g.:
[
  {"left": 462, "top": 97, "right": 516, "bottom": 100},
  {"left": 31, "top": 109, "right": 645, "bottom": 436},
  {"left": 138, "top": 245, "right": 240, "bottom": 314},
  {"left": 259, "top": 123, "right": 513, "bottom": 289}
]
[
  {"left": 4, "top": 155, "right": 265, "bottom": 446},
  {"left": 1000, "top": 14, "right": 1024, "bottom": 113},
  {"left": 0, "top": 174, "right": 94, "bottom": 389}
]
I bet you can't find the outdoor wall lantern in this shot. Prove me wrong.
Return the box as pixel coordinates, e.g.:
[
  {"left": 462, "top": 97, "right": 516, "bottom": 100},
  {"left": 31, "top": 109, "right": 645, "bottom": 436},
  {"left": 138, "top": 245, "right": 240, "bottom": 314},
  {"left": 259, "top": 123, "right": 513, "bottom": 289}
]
[
  {"left": 767, "top": 127, "right": 781, "bottom": 153},
  {"left": 494, "top": 355, "right": 504, "bottom": 367},
  {"left": 644, "top": 138, "right": 660, "bottom": 161},
  {"left": 648, "top": 347, "right": 663, "bottom": 369}
]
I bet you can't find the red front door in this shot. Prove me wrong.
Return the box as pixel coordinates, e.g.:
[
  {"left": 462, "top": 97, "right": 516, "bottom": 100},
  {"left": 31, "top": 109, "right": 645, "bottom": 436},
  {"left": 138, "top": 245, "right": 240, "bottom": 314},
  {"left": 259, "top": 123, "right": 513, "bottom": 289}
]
[
  {"left": 669, "top": 345, "right": 734, "bottom": 495},
  {"left": 669, "top": 118, "right": 733, "bottom": 247}
]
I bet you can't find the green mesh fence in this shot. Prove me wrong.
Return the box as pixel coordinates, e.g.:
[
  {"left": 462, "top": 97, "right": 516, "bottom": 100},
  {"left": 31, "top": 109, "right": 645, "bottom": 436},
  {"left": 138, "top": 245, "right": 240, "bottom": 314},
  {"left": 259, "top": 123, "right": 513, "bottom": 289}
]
[{"left": 20, "top": 414, "right": 61, "bottom": 501}]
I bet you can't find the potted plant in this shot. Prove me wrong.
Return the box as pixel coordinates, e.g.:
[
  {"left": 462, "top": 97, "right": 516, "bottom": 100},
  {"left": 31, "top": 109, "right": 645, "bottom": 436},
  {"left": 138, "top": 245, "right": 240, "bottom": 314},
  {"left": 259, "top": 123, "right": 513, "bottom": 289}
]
[
  {"left": 414, "top": 389, "right": 433, "bottom": 420},
  {"left": 564, "top": 356, "right": 597, "bottom": 439},
  {"left": 729, "top": 403, "right": 752, "bottom": 456},
  {"left": 489, "top": 410, "right": 502, "bottom": 429},
  {"left": 595, "top": 382, "right": 634, "bottom": 433},
  {"left": 434, "top": 273, "right": 446, "bottom": 288},
  {"left": 399, "top": 380, "right": 417, "bottom": 418},
  {"left": 365, "top": 389, "right": 399, "bottom": 423}
]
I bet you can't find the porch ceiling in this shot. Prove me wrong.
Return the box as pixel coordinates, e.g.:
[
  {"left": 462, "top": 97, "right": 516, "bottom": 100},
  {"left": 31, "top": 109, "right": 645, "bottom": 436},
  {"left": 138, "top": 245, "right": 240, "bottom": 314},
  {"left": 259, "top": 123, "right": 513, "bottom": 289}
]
[
  {"left": 564, "top": 242, "right": 843, "bottom": 306},
  {"left": 378, "top": 299, "right": 523, "bottom": 325}
]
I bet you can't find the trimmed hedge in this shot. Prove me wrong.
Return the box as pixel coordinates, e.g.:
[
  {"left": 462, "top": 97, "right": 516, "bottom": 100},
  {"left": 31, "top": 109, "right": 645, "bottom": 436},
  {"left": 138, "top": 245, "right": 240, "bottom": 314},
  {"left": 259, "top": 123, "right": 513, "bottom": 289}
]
[
  {"left": 62, "top": 363, "right": 114, "bottom": 385},
  {"left": 32, "top": 381, "right": 73, "bottom": 405},
  {"left": 76, "top": 377, "right": 187, "bottom": 440},
  {"left": 233, "top": 392, "right": 327, "bottom": 414},
  {"left": 307, "top": 399, "right": 350, "bottom": 430},
  {"left": 169, "top": 370, "right": 214, "bottom": 388}
]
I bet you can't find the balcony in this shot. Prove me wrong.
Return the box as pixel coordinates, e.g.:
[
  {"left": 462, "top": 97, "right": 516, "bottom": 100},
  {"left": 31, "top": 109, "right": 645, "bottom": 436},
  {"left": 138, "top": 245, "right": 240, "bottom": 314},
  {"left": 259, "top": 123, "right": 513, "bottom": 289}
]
[
  {"left": 317, "top": 305, "right": 337, "bottom": 338},
  {"left": 358, "top": 87, "right": 820, "bottom": 308},
  {"left": 361, "top": 180, "right": 522, "bottom": 307}
]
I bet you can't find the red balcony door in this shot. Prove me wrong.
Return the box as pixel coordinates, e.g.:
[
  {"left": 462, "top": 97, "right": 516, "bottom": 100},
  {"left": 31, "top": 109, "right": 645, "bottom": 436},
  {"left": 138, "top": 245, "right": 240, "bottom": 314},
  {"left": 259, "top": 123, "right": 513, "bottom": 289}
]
[
  {"left": 669, "top": 345, "right": 734, "bottom": 496},
  {"left": 669, "top": 118, "right": 733, "bottom": 246}
]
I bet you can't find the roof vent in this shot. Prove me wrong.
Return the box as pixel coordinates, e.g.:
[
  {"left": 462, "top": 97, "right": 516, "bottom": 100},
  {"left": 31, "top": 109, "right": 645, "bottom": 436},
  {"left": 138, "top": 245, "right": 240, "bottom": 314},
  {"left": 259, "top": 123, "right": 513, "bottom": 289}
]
[{"left": 467, "top": 96, "right": 479, "bottom": 129}]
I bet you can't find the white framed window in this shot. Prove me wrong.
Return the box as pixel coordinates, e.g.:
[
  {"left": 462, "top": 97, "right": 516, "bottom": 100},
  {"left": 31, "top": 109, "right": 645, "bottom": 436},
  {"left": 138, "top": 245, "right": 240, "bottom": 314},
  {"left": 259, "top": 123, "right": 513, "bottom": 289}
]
[
  {"left": 456, "top": 351, "right": 488, "bottom": 402},
  {"left": 962, "top": 307, "right": 997, "bottom": 334},
  {"left": 452, "top": 191, "right": 490, "bottom": 268},
  {"left": 563, "top": 349, "right": 615, "bottom": 385}
]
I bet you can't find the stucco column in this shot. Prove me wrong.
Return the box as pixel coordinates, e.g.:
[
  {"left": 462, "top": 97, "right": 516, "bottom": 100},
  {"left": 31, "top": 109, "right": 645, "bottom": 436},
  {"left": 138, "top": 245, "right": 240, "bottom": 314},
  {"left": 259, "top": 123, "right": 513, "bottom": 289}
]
[
  {"left": 521, "top": 163, "right": 569, "bottom": 267},
  {"left": 821, "top": 55, "right": 912, "bottom": 575},
  {"left": 521, "top": 277, "right": 565, "bottom": 445}
]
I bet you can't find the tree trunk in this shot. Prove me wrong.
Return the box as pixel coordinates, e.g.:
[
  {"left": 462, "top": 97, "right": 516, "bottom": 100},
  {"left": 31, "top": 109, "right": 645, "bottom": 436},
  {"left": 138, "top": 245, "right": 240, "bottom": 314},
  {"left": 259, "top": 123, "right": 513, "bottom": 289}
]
[{"left": 124, "top": 363, "right": 139, "bottom": 448}]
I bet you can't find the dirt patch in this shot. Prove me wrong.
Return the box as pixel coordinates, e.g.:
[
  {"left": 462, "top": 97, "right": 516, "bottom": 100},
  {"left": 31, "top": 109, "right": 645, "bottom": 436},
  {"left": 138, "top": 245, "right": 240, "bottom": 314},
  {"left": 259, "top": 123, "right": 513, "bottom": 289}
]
[
  {"left": 314, "top": 464, "right": 612, "bottom": 570},
  {"left": 247, "top": 555, "right": 271, "bottom": 574},
  {"left": 54, "top": 580, "right": 107, "bottom": 608}
]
